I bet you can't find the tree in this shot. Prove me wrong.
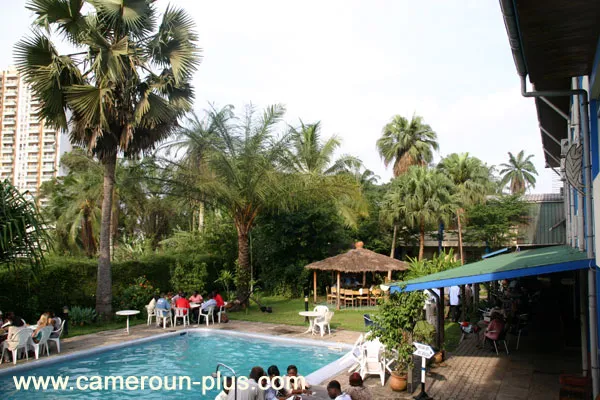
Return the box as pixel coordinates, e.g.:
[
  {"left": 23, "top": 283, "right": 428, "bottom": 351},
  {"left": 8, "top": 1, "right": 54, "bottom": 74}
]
[
  {"left": 377, "top": 114, "right": 439, "bottom": 177},
  {"left": 1, "top": 180, "right": 50, "bottom": 269},
  {"left": 16, "top": 0, "right": 201, "bottom": 315},
  {"left": 464, "top": 195, "right": 529, "bottom": 248},
  {"left": 437, "top": 153, "right": 493, "bottom": 264},
  {"left": 499, "top": 151, "right": 538, "bottom": 194},
  {"left": 166, "top": 104, "right": 362, "bottom": 299},
  {"left": 384, "top": 166, "right": 455, "bottom": 260}
]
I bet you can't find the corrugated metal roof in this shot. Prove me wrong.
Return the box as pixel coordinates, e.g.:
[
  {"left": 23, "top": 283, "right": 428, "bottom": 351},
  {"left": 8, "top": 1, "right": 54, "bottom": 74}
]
[
  {"left": 523, "top": 193, "right": 563, "bottom": 202},
  {"left": 518, "top": 200, "right": 565, "bottom": 246}
]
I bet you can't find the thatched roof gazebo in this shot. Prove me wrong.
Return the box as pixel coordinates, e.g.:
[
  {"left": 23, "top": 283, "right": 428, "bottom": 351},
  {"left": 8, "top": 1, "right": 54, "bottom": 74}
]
[{"left": 304, "top": 242, "right": 409, "bottom": 309}]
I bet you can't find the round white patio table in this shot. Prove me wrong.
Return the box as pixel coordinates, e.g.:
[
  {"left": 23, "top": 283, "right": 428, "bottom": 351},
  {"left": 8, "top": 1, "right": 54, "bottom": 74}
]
[
  {"left": 190, "top": 303, "right": 201, "bottom": 309},
  {"left": 116, "top": 310, "right": 140, "bottom": 334},
  {"left": 299, "top": 311, "right": 322, "bottom": 334}
]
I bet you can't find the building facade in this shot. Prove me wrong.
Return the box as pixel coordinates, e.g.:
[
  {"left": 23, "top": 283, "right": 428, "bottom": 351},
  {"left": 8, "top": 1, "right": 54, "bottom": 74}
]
[{"left": 0, "top": 66, "right": 60, "bottom": 198}]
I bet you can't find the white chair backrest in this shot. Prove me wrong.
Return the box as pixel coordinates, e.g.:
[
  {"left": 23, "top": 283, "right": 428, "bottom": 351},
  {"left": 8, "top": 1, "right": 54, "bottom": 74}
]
[
  {"left": 53, "top": 317, "right": 62, "bottom": 330},
  {"left": 365, "top": 339, "right": 383, "bottom": 359},
  {"left": 174, "top": 308, "right": 187, "bottom": 317},
  {"left": 314, "top": 305, "right": 329, "bottom": 315},
  {"left": 16, "top": 328, "right": 33, "bottom": 347},
  {"left": 37, "top": 326, "right": 54, "bottom": 344},
  {"left": 324, "top": 311, "right": 334, "bottom": 323},
  {"left": 204, "top": 305, "right": 215, "bottom": 314}
]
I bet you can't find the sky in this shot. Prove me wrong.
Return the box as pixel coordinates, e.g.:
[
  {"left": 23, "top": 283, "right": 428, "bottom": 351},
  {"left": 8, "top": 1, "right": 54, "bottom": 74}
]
[{"left": 0, "top": 0, "right": 558, "bottom": 193}]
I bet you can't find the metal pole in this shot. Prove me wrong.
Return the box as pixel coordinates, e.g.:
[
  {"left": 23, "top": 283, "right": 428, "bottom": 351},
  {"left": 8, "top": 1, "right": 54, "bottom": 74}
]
[{"left": 581, "top": 269, "right": 590, "bottom": 376}]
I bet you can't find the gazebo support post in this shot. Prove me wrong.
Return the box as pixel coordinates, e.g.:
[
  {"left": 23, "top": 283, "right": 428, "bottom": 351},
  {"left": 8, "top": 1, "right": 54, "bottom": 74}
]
[
  {"left": 362, "top": 271, "right": 366, "bottom": 287},
  {"left": 437, "top": 287, "right": 445, "bottom": 351},
  {"left": 387, "top": 270, "right": 392, "bottom": 282},
  {"left": 337, "top": 271, "right": 341, "bottom": 310},
  {"left": 313, "top": 270, "right": 317, "bottom": 304}
]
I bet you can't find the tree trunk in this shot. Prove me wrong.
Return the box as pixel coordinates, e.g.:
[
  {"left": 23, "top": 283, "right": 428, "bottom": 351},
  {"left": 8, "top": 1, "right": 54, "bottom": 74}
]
[
  {"left": 198, "top": 202, "right": 205, "bottom": 232},
  {"left": 236, "top": 228, "right": 251, "bottom": 301},
  {"left": 390, "top": 224, "right": 397, "bottom": 258},
  {"left": 96, "top": 153, "right": 116, "bottom": 317},
  {"left": 457, "top": 209, "right": 465, "bottom": 265},
  {"left": 419, "top": 217, "right": 425, "bottom": 260}
]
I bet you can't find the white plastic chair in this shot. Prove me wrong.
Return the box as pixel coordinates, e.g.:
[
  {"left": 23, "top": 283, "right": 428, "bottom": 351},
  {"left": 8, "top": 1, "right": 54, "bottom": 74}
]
[
  {"left": 359, "top": 338, "right": 386, "bottom": 386},
  {"left": 198, "top": 306, "right": 215, "bottom": 326},
  {"left": 217, "top": 304, "right": 227, "bottom": 323},
  {"left": 174, "top": 307, "right": 190, "bottom": 327},
  {"left": 347, "top": 334, "right": 364, "bottom": 372},
  {"left": 156, "top": 309, "right": 173, "bottom": 329},
  {"left": 314, "top": 311, "right": 334, "bottom": 337},
  {"left": 145, "top": 305, "right": 157, "bottom": 326},
  {"left": 313, "top": 305, "right": 329, "bottom": 315},
  {"left": 48, "top": 320, "right": 65, "bottom": 353},
  {"left": 29, "top": 326, "right": 53, "bottom": 359},
  {"left": 1, "top": 328, "right": 33, "bottom": 365}
]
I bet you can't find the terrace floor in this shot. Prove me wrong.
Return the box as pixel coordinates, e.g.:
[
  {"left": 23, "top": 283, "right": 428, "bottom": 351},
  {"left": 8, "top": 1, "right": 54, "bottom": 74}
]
[{"left": 0, "top": 319, "right": 583, "bottom": 399}]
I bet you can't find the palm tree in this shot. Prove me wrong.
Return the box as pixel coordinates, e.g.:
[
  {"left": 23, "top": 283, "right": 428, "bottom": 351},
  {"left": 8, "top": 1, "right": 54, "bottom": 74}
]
[
  {"left": 15, "top": 0, "right": 201, "bottom": 315},
  {"left": 377, "top": 114, "right": 439, "bottom": 177},
  {"left": 287, "top": 121, "right": 362, "bottom": 175},
  {"left": 499, "top": 151, "right": 538, "bottom": 194},
  {"left": 438, "top": 153, "right": 493, "bottom": 264},
  {"left": 1, "top": 180, "right": 50, "bottom": 270},
  {"left": 384, "top": 166, "right": 455, "bottom": 260},
  {"left": 166, "top": 104, "right": 362, "bottom": 299}
]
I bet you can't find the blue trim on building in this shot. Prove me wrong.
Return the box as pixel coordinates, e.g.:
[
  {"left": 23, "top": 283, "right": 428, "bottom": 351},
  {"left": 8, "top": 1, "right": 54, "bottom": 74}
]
[
  {"left": 591, "top": 35, "right": 600, "bottom": 92},
  {"left": 481, "top": 248, "right": 509, "bottom": 259},
  {"left": 590, "top": 99, "right": 599, "bottom": 179},
  {"left": 389, "top": 259, "right": 593, "bottom": 293}
]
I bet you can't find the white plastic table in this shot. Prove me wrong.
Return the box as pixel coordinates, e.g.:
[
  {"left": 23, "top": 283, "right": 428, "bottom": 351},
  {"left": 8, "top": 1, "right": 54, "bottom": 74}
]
[
  {"left": 299, "top": 311, "right": 322, "bottom": 334},
  {"left": 116, "top": 310, "right": 140, "bottom": 334}
]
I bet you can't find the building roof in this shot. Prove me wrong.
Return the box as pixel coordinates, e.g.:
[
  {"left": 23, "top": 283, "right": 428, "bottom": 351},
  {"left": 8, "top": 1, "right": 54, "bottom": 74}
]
[
  {"left": 388, "top": 245, "right": 591, "bottom": 292},
  {"left": 304, "top": 243, "right": 409, "bottom": 273},
  {"left": 522, "top": 193, "right": 563, "bottom": 203}
]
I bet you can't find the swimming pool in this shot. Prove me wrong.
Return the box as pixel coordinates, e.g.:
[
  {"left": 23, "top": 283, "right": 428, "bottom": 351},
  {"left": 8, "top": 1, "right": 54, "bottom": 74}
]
[{"left": 0, "top": 330, "right": 351, "bottom": 399}]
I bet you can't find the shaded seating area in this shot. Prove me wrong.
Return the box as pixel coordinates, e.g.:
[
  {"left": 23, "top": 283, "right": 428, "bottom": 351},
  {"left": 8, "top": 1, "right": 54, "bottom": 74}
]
[{"left": 305, "top": 242, "right": 409, "bottom": 310}]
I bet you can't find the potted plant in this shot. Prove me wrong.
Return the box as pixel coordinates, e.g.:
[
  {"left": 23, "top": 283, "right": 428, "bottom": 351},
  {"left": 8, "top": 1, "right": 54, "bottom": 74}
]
[
  {"left": 389, "top": 340, "right": 413, "bottom": 391},
  {"left": 413, "top": 320, "right": 440, "bottom": 364}
]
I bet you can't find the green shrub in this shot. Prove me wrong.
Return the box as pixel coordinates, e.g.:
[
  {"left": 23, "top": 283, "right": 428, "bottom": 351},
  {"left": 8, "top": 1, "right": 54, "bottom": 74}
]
[
  {"left": 170, "top": 261, "right": 208, "bottom": 294},
  {"left": 69, "top": 306, "right": 97, "bottom": 326},
  {"left": 113, "top": 277, "right": 159, "bottom": 313}
]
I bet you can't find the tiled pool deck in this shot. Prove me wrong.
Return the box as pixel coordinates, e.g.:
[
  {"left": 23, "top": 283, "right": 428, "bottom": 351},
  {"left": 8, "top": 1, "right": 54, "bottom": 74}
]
[{"left": 0, "top": 320, "right": 575, "bottom": 399}]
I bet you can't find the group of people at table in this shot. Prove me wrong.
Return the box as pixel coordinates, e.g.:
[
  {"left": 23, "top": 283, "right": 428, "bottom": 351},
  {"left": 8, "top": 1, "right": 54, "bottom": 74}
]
[
  {"left": 213, "top": 365, "right": 372, "bottom": 400},
  {"left": 0, "top": 311, "right": 62, "bottom": 362},
  {"left": 147, "top": 290, "right": 226, "bottom": 326}
]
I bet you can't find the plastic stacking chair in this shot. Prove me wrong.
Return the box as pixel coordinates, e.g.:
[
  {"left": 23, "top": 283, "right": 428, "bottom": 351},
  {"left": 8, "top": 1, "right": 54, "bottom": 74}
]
[
  {"left": 48, "top": 320, "right": 65, "bottom": 353},
  {"left": 217, "top": 304, "right": 228, "bottom": 323},
  {"left": 174, "top": 308, "right": 190, "bottom": 327},
  {"left": 516, "top": 314, "right": 528, "bottom": 350},
  {"left": 1, "top": 328, "right": 33, "bottom": 365},
  {"left": 359, "top": 338, "right": 386, "bottom": 386},
  {"left": 30, "top": 326, "right": 54, "bottom": 359},
  {"left": 145, "top": 305, "right": 157, "bottom": 326},
  {"left": 198, "top": 306, "right": 215, "bottom": 326},
  {"left": 156, "top": 309, "right": 173, "bottom": 329},
  {"left": 348, "top": 334, "right": 365, "bottom": 372},
  {"left": 313, "top": 305, "right": 329, "bottom": 315},
  {"left": 314, "top": 311, "right": 334, "bottom": 337}
]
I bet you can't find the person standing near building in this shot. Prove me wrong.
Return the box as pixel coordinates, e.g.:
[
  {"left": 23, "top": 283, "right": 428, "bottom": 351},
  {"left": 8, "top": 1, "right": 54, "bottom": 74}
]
[{"left": 449, "top": 285, "right": 461, "bottom": 322}]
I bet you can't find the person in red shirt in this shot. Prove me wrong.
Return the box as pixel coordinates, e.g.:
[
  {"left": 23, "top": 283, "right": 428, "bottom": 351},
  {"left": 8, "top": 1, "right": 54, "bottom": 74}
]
[
  {"left": 213, "top": 290, "right": 225, "bottom": 308},
  {"left": 175, "top": 292, "right": 191, "bottom": 315}
]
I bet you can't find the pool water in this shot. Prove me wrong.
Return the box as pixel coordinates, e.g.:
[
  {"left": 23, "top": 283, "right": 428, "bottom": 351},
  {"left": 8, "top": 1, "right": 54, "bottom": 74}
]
[{"left": 0, "top": 331, "right": 342, "bottom": 399}]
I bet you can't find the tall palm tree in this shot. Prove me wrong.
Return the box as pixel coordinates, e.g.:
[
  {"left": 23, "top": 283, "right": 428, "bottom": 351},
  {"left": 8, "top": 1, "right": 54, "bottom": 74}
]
[
  {"left": 384, "top": 166, "right": 455, "bottom": 260},
  {"left": 287, "top": 121, "right": 362, "bottom": 175},
  {"left": 499, "top": 151, "right": 538, "bottom": 194},
  {"left": 438, "top": 153, "right": 493, "bottom": 264},
  {"left": 15, "top": 0, "right": 201, "bottom": 315},
  {"left": 166, "top": 104, "right": 362, "bottom": 299},
  {"left": 377, "top": 114, "right": 439, "bottom": 177}
]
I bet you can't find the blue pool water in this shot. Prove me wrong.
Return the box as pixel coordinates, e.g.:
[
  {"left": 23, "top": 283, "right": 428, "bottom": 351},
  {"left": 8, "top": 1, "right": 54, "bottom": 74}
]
[{"left": 0, "top": 331, "right": 343, "bottom": 399}]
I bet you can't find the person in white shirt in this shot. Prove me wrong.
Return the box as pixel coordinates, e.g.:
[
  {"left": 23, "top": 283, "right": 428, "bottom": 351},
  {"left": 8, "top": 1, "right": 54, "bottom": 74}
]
[
  {"left": 227, "top": 366, "right": 266, "bottom": 400},
  {"left": 215, "top": 377, "right": 233, "bottom": 400},
  {"left": 327, "top": 380, "right": 351, "bottom": 400},
  {"left": 423, "top": 288, "right": 439, "bottom": 327},
  {"left": 448, "top": 285, "right": 461, "bottom": 322}
]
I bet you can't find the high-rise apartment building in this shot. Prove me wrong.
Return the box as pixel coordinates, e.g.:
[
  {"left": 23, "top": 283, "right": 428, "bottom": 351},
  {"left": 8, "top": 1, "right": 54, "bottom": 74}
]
[{"left": 0, "top": 66, "right": 60, "bottom": 198}]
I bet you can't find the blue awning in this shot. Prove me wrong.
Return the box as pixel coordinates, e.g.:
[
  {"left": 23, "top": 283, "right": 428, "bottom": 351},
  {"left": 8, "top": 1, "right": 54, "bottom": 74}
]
[{"left": 388, "top": 246, "right": 593, "bottom": 293}]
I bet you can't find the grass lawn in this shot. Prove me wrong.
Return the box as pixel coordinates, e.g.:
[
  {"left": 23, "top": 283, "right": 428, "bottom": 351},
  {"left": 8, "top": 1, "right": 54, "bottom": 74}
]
[{"left": 66, "top": 318, "right": 146, "bottom": 338}]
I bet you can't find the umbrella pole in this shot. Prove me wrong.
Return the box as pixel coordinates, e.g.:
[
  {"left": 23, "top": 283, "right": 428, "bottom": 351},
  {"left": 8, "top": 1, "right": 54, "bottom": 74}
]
[
  {"left": 337, "top": 271, "right": 341, "bottom": 310},
  {"left": 313, "top": 270, "right": 317, "bottom": 304}
]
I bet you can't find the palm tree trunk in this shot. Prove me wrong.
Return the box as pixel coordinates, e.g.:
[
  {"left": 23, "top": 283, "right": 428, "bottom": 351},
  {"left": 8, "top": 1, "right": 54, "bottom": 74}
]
[
  {"left": 96, "top": 153, "right": 116, "bottom": 317},
  {"left": 390, "top": 224, "right": 398, "bottom": 258},
  {"left": 236, "top": 228, "right": 251, "bottom": 302},
  {"left": 198, "top": 202, "right": 205, "bottom": 232},
  {"left": 419, "top": 217, "right": 425, "bottom": 260},
  {"left": 457, "top": 209, "right": 465, "bottom": 265}
]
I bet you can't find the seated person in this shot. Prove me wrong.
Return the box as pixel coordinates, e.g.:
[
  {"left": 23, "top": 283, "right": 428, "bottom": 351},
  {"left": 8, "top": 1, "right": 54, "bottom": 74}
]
[
  {"left": 155, "top": 294, "right": 171, "bottom": 327},
  {"left": 483, "top": 312, "right": 506, "bottom": 347},
  {"left": 32, "top": 313, "right": 52, "bottom": 343},
  {"left": 175, "top": 292, "right": 191, "bottom": 315},
  {"left": 265, "top": 365, "right": 288, "bottom": 400},
  {"left": 227, "top": 367, "right": 265, "bottom": 400},
  {"left": 1, "top": 316, "right": 27, "bottom": 362},
  {"left": 147, "top": 295, "right": 158, "bottom": 311},
  {"left": 287, "top": 365, "right": 310, "bottom": 395},
  {"left": 213, "top": 290, "right": 225, "bottom": 308},
  {"left": 189, "top": 291, "right": 203, "bottom": 304},
  {"left": 215, "top": 376, "right": 233, "bottom": 400},
  {"left": 327, "top": 380, "right": 351, "bottom": 400},
  {"left": 201, "top": 294, "right": 217, "bottom": 311},
  {"left": 345, "top": 373, "right": 372, "bottom": 400}
]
